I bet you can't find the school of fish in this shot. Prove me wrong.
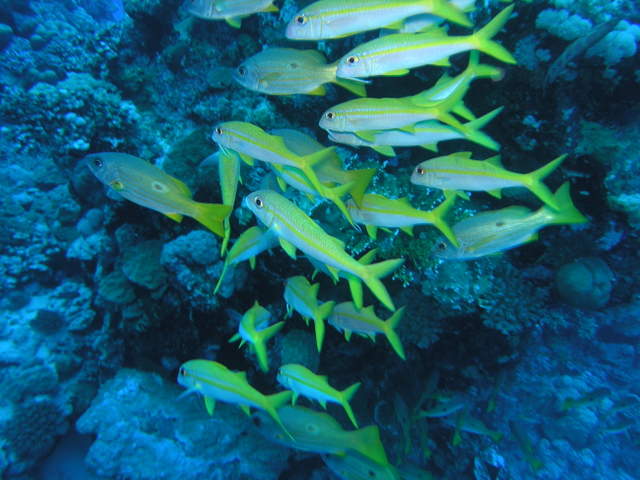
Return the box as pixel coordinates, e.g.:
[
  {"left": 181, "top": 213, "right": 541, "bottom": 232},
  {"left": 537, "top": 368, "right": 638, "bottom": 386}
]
[{"left": 85, "top": 1, "right": 588, "bottom": 477}]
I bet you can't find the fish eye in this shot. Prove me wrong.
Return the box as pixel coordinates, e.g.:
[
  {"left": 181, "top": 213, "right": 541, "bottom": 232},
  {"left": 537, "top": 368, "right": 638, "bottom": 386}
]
[
  {"left": 215, "top": 127, "right": 223, "bottom": 135},
  {"left": 254, "top": 196, "right": 264, "bottom": 208},
  {"left": 347, "top": 56, "right": 359, "bottom": 65},
  {"left": 179, "top": 367, "right": 185, "bottom": 377},
  {"left": 437, "top": 242, "right": 447, "bottom": 251},
  {"left": 416, "top": 167, "right": 425, "bottom": 175},
  {"left": 92, "top": 157, "right": 103, "bottom": 168},
  {"left": 295, "top": 15, "right": 306, "bottom": 25},
  {"left": 325, "top": 112, "right": 335, "bottom": 120},
  {"left": 237, "top": 66, "right": 247, "bottom": 76}
]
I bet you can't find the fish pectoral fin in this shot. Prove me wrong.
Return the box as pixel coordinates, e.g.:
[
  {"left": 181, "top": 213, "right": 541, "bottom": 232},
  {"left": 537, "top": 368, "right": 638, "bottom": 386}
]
[
  {"left": 344, "top": 330, "right": 352, "bottom": 341},
  {"left": 354, "top": 130, "right": 378, "bottom": 142},
  {"left": 318, "top": 400, "right": 327, "bottom": 409},
  {"left": 249, "top": 256, "right": 256, "bottom": 270},
  {"left": 204, "top": 396, "right": 216, "bottom": 416},
  {"left": 239, "top": 404, "right": 252, "bottom": 416},
  {"left": 420, "top": 143, "right": 439, "bottom": 152},
  {"left": 279, "top": 237, "right": 297, "bottom": 259},
  {"left": 326, "top": 265, "right": 341, "bottom": 282},
  {"left": 400, "top": 226, "right": 414, "bottom": 236},
  {"left": 164, "top": 212, "right": 184, "bottom": 223},
  {"left": 487, "top": 189, "right": 502, "bottom": 199}
]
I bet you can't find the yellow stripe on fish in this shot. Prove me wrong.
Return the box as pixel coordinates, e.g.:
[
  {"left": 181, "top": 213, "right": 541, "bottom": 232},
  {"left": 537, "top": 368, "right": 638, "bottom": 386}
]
[
  {"left": 410, "top": 152, "right": 567, "bottom": 209},
  {"left": 336, "top": 5, "right": 516, "bottom": 79},
  {"left": 244, "top": 189, "right": 403, "bottom": 311},
  {"left": 286, "top": 0, "right": 472, "bottom": 40}
]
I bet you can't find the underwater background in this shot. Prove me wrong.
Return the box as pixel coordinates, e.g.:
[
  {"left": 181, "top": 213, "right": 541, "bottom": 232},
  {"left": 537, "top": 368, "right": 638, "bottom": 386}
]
[{"left": 0, "top": 0, "right": 639, "bottom": 478}]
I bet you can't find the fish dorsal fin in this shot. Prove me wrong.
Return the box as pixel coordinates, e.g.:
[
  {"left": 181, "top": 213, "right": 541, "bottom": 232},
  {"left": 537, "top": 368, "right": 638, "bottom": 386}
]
[
  {"left": 354, "top": 130, "right": 378, "bottom": 142},
  {"left": 204, "top": 396, "right": 216, "bottom": 416},
  {"left": 485, "top": 155, "right": 503, "bottom": 168}
]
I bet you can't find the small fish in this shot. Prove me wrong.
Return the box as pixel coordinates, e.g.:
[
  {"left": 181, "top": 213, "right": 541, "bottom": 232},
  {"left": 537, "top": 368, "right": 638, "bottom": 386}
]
[
  {"left": 411, "top": 152, "right": 567, "bottom": 209},
  {"left": 323, "top": 451, "right": 401, "bottom": 480},
  {"left": 328, "top": 302, "right": 406, "bottom": 360},
  {"left": 273, "top": 128, "right": 376, "bottom": 206},
  {"left": 234, "top": 47, "right": 366, "bottom": 97},
  {"left": 86, "top": 152, "right": 231, "bottom": 237},
  {"left": 416, "top": 395, "right": 466, "bottom": 418},
  {"left": 439, "top": 182, "right": 587, "bottom": 259},
  {"left": 214, "top": 226, "right": 278, "bottom": 294},
  {"left": 252, "top": 405, "right": 389, "bottom": 466},
  {"left": 327, "top": 108, "right": 502, "bottom": 155},
  {"left": 284, "top": 276, "right": 335, "bottom": 352},
  {"left": 444, "top": 410, "right": 503, "bottom": 443},
  {"left": 561, "top": 386, "right": 610, "bottom": 412},
  {"left": 319, "top": 79, "right": 470, "bottom": 138},
  {"left": 509, "top": 420, "right": 544, "bottom": 472},
  {"left": 336, "top": 6, "right": 516, "bottom": 80},
  {"left": 285, "top": 0, "right": 471, "bottom": 41},
  {"left": 228, "top": 301, "right": 284, "bottom": 372},
  {"left": 244, "top": 189, "right": 403, "bottom": 311},
  {"left": 187, "top": 0, "right": 278, "bottom": 28},
  {"left": 346, "top": 192, "right": 457, "bottom": 246},
  {"left": 177, "top": 359, "right": 292, "bottom": 436},
  {"left": 211, "top": 121, "right": 335, "bottom": 199},
  {"left": 218, "top": 149, "right": 242, "bottom": 255},
  {"left": 277, "top": 363, "right": 361, "bottom": 428}
]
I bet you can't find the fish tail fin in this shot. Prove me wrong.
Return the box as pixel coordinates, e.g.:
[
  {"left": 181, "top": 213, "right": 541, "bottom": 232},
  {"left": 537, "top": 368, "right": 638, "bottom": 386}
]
[
  {"left": 213, "top": 261, "right": 229, "bottom": 295},
  {"left": 351, "top": 425, "right": 390, "bottom": 466},
  {"left": 383, "top": 306, "right": 406, "bottom": 360},
  {"left": 265, "top": 391, "right": 294, "bottom": 439},
  {"left": 362, "top": 258, "right": 404, "bottom": 311},
  {"left": 525, "top": 154, "right": 567, "bottom": 209},
  {"left": 427, "top": 0, "right": 472, "bottom": 27},
  {"left": 421, "top": 192, "right": 458, "bottom": 247},
  {"left": 340, "top": 382, "right": 361, "bottom": 428},
  {"left": 462, "top": 107, "right": 503, "bottom": 150},
  {"left": 544, "top": 182, "right": 588, "bottom": 225},
  {"left": 192, "top": 202, "right": 233, "bottom": 237},
  {"left": 466, "top": 51, "right": 505, "bottom": 80},
  {"left": 345, "top": 168, "right": 376, "bottom": 207},
  {"left": 471, "top": 5, "right": 517, "bottom": 64},
  {"left": 312, "top": 300, "right": 335, "bottom": 352},
  {"left": 324, "top": 181, "right": 356, "bottom": 224},
  {"left": 254, "top": 321, "right": 284, "bottom": 372},
  {"left": 300, "top": 147, "right": 337, "bottom": 195}
]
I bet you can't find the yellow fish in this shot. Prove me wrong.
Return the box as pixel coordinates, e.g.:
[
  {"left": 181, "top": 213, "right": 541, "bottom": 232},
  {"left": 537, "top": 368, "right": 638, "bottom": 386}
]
[
  {"left": 251, "top": 405, "right": 389, "bottom": 466},
  {"left": 336, "top": 5, "right": 516, "bottom": 79},
  {"left": 411, "top": 152, "right": 566, "bottom": 209},
  {"left": 234, "top": 47, "right": 366, "bottom": 96},
  {"left": 285, "top": 0, "right": 471, "bottom": 40},
  {"left": 86, "top": 152, "right": 231, "bottom": 236},
  {"left": 244, "top": 189, "right": 403, "bottom": 310},
  {"left": 439, "top": 182, "right": 587, "bottom": 259},
  {"left": 187, "top": 0, "right": 278, "bottom": 28}
]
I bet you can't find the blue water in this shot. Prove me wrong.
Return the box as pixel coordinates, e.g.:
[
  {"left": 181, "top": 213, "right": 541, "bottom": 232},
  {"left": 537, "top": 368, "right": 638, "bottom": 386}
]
[{"left": 0, "top": 0, "right": 639, "bottom": 479}]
